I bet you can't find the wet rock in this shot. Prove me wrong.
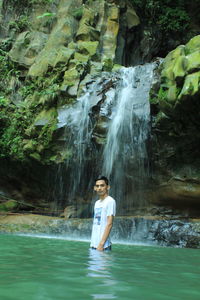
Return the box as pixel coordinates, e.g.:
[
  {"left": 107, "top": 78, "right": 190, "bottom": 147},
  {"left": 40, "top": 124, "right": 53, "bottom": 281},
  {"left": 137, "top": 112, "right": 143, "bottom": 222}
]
[
  {"left": 0, "top": 214, "right": 200, "bottom": 248},
  {"left": 152, "top": 177, "right": 200, "bottom": 207},
  {"left": 60, "top": 206, "right": 77, "bottom": 219}
]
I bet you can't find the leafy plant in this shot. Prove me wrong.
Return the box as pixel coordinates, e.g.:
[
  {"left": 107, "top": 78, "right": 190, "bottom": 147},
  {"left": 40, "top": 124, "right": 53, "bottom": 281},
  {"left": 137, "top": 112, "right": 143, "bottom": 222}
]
[
  {"left": 37, "top": 12, "right": 56, "bottom": 19},
  {"left": 9, "top": 15, "right": 31, "bottom": 32},
  {"left": 72, "top": 7, "right": 84, "bottom": 20},
  {"left": 130, "top": 0, "right": 190, "bottom": 34}
]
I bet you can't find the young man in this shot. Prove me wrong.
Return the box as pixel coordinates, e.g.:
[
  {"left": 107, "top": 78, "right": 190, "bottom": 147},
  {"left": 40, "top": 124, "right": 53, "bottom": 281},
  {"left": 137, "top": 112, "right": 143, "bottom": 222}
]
[{"left": 90, "top": 176, "right": 116, "bottom": 251}]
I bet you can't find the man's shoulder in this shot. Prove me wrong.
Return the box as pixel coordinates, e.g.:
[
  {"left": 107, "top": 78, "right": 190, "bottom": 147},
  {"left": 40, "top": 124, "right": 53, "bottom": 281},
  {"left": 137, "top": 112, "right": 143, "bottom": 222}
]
[{"left": 105, "top": 196, "right": 116, "bottom": 203}]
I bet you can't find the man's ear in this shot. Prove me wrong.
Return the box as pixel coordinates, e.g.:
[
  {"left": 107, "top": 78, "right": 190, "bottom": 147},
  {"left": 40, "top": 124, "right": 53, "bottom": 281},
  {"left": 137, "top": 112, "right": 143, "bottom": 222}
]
[{"left": 107, "top": 185, "right": 110, "bottom": 190}]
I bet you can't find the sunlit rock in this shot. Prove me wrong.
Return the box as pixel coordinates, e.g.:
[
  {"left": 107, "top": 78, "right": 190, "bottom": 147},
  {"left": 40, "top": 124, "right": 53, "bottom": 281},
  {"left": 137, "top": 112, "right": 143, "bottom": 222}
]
[
  {"left": 76, "top": 6, "right": 96, "bottom": 41},
  {"left": 178, "top": 71, "right": 200, "bottom": 101},
  {"left": 9, "top": 31, "right": 48, "bottom": 67}
]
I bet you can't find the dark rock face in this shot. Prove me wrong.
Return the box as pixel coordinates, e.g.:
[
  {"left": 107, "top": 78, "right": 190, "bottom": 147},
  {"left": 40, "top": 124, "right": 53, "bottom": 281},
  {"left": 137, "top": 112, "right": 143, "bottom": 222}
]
[{"left": 148, "top": 36, "right": 200, "bottom": 215}]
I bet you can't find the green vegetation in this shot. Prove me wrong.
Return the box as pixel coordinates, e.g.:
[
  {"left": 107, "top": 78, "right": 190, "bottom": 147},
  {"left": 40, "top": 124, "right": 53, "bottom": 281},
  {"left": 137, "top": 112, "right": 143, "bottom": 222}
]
[
  {"left": 9, "top": 0, "right": 54, "bottom": 5},
  {"left": 0, "top": 40, "right": 70, "bottom": 163},
  {"left": 0, "top": 46, "right": 56, "bottom": 162},
  {"left": 72, "top": 7, "right": 84, "bottom": 20},
  {"left": 37, "top": 12, "right": 56, "bottom": 19},
  {"left": 131, "top": 0, "right": 190, "bottom": 34},
  {"left": 0, "top": 99, "right": 32, "bottom": 160},
  {"left": 9, "top": 15, "right": 31, "bottom": 32}
]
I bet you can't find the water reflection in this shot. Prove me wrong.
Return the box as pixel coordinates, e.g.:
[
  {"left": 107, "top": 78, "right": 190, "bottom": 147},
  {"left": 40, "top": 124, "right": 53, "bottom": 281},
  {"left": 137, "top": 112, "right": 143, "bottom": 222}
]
[{"left": 87, "top": 249, "right": 117, "bottom": 299}]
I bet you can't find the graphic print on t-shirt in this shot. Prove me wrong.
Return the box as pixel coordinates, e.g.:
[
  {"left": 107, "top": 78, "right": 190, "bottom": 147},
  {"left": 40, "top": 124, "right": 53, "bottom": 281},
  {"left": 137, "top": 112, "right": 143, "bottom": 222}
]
[{"left": 94, "top": 207, "right": 102, "bottom": 225}]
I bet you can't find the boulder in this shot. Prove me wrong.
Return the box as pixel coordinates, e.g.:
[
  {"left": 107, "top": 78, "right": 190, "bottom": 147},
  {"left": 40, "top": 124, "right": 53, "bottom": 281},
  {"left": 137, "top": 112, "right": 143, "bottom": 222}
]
[
  {"left": 178, "top": 71, "right": 200, "bottom": 101},
  {"left": 185, "top": 35, "right": 200, "bottom": 54},
  {"left": 9, "top": 31, "right": 48, "bottom": 68},
  {"left": 186, "top": 50, "right": 200, "bottom": 74}
]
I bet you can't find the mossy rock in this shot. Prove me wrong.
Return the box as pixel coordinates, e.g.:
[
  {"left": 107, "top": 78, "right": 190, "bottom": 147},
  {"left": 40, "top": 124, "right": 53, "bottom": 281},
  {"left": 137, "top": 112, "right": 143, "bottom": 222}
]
[
  {"left": 161, "top": 65, "right": 175, "bottom": 82},
  {"left": 186, "top": 50, "right": 200, "bottom": 74},
  {"left": 185, "top": 35, "right": 200, "bottom": 55},
  {"left": 74, "top": 52, "right": 89, "bottom": 63},
  {"left": 178, "top": 71, "right": 200, "bottom": 101},
  {"left": 52, "top": 47, "right": 74, "bottom": 67},
  {"left": 112, "top": 64, "right": 122, "bottom": 71},
  {"left": 102, "top": 58, "right": 113, "bottom": 71},
  {"left": 0, "top": 200, "right": 19, "bottom": 212},
  {"left": 77, "top": 41, "right": 99, "bottom": 57},
  {"left": 167, "top": 85, "right": 178, "bottom": 103},
  {"left": 76, "top": 7, "right": 95, "bottom": 41},
  {"left": 163, "top": 45, "right": 186, "bottom": 69},
  {"left": 30, "top": 152, "right": 41, "bottom": 161},
  {"left": 34, "top": 108, "right": 57, "bottom": 126},
  {"left": 61, "top": 67, "right": 80, "bottom": 94},
  {"left": 9, "top": 31, "right": 48, "bottom": 68},
  {"left": 90, "top": 61, "right": 102, "bottom": 74},
  {"left": 159, "top": 98, "right": 174, "bottom": 116},
  {"left": 172, "top": 56, "right": 188, "bottom": 84},
  {"left": 23, "top": 140, "right": 37, "bottom": 153},
  {"left": 126, "top": 6, "right": 140, "bottom": 29}
]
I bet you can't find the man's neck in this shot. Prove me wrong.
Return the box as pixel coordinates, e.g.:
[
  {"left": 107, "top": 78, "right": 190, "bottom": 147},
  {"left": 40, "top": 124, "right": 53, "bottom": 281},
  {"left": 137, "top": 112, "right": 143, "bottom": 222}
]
[{"left": 99, "top": 194, "right": 108, "bottom": 201}]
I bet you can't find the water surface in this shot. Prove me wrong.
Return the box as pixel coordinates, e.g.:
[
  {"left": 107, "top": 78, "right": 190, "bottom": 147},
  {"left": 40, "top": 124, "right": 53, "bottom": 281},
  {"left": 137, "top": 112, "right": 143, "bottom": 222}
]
[{"left": 0, "top": 234, "right": 200, "bottom": 300}]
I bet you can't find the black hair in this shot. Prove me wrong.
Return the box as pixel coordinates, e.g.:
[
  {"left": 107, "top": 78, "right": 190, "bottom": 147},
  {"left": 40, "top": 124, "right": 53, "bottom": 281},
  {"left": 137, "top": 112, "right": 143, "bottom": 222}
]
[{"left": 95, "top": 175, "right": 109, "bottom": 185}]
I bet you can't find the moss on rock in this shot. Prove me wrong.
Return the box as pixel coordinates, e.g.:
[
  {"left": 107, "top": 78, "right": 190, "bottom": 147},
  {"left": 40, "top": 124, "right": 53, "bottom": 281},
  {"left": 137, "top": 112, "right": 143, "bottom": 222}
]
[
  {"left": 0, "top": 200, "right": 19, "bottom": 212},
  {"left": 153, "top": 35, "right": 200, "bottom": 117}
]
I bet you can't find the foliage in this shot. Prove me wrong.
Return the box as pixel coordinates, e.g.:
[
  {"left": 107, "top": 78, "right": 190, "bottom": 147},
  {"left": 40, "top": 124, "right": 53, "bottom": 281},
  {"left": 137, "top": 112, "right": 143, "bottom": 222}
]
[
  {"left": 130, "top": 0, "right": 190, "bottom": 34},
  {"left": 0, "top": 100, "right": 32, "bottom": 160},
  {"left": 0, "top": 94, "right": 58, "bottom": 162},
  {"left": 0, "top": 60, "right": 64, "bottom": 162},
  {"left": 72, "top": 7, "right": 84, "bottom": 20},
  {"left": 9, "top": 15, "right": 31, "bottom": 32},
  {"left": 8, "top": 0, "right": 54, "bottom": 5},
  {"left": 37, "top": 12, "right": 56, "bottom": 19},
  {"left": 30, "top": 0, "right": 54, "bottom": 4},
  {"left": 0, "top": 50, "right": 18, "bottom": 93}
]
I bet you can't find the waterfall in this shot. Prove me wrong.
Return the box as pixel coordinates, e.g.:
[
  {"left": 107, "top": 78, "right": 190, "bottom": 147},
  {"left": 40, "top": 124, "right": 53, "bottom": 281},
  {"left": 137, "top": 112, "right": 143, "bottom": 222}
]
[
  {"left": 101, "top": 64, "right": 155, "bottom": 213},
  {"left": 56, "top": 62, "right": 156, "bottom": 215}
]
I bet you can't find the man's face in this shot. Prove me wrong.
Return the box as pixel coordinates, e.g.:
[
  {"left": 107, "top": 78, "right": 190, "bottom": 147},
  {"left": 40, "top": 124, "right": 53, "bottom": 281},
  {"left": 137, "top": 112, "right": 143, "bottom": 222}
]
[{"left": 94, "top": 180, "right": 109, "bottom": 198}]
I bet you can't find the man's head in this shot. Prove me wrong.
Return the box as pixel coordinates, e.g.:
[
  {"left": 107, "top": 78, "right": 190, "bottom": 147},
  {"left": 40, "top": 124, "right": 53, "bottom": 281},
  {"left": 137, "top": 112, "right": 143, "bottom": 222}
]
[{"left": 94, "top": 176, "right": 110, "bottom": 199}]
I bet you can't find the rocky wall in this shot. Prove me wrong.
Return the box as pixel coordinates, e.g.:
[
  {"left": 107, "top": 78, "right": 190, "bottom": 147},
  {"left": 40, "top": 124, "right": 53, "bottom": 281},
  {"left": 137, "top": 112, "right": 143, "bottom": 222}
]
[{"left": 150, "top": 35, "right": 200, "bottom": 215}]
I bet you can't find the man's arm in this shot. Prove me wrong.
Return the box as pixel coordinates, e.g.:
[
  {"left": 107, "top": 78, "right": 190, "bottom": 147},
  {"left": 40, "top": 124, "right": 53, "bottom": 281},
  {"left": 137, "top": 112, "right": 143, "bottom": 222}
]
[{"left": 97, "top": 215, "right": 114, "bottom": 251}]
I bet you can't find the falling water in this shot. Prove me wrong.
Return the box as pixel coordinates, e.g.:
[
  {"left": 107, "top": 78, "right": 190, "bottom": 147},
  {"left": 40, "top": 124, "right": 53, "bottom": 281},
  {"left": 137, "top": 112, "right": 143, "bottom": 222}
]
[
  {"left": 56, "top": 62, "right": 157, "bottom": 215},
  {"left": 101, "top": 64, "right": 155, "bottom": 213}
]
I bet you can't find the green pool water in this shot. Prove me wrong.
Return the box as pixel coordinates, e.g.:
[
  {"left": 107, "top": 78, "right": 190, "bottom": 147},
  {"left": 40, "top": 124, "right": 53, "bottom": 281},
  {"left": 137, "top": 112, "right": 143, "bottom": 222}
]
[{"left": 0, "top": 234, "right": 200, "bottom": 300}]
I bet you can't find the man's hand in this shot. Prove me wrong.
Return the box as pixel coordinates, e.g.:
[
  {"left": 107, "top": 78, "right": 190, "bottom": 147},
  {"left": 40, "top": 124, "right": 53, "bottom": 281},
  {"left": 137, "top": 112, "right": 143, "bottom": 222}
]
[
  {"left": 96, "top": 215, "right": 114, "bottom": 251},
  {"left": 97, "top": 244, "right": 104, "bottom": 251}
]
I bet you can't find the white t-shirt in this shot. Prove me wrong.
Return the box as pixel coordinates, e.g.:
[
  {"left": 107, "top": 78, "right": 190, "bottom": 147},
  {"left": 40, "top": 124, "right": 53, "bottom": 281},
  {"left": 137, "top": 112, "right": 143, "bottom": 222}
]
[{"left": 90, "top": 196, "right": 116, "bottom": 249}]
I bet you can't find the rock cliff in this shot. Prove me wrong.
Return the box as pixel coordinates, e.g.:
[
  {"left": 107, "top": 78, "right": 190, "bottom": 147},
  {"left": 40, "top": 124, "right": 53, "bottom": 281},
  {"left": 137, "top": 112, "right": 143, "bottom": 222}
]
[{"left": 0, "top": 0, "right": 200, "bottom": 219}]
